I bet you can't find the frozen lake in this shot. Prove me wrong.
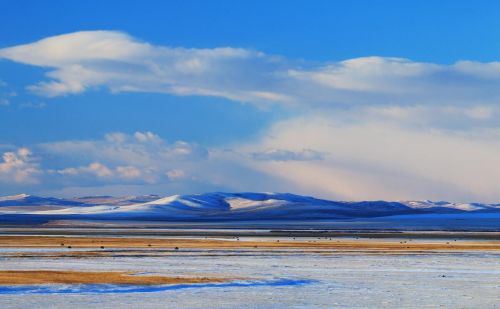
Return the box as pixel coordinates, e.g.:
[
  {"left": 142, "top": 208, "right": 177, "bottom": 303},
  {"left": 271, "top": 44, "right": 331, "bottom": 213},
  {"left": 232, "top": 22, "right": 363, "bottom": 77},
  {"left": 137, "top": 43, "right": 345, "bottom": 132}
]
[{"left": 0, "top": 246, "right": 498, "bottom": 308}]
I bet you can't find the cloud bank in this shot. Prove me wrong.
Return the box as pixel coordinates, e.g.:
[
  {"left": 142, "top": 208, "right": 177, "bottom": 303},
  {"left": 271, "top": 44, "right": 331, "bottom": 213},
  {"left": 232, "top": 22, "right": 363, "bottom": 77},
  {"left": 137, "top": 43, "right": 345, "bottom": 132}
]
[
  {"left": 0, "top": 126, "right": 498, "bottom": 202},
  {"left": 241, "top": 112, "right": 500, "bottom": 202},
  {"left": 1, "top": 31, "right": 500, "bottom": 201}
]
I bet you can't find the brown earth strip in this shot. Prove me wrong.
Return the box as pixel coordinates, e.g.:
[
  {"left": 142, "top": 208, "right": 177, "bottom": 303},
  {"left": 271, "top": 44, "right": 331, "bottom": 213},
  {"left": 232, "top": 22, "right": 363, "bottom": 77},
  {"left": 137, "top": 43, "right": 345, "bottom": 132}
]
[
  {"left": 0, "top": 270, "right": 230, "bottom": 285},
  {"left": 0, "top": 236, "right": 498, "bottom": 251}
]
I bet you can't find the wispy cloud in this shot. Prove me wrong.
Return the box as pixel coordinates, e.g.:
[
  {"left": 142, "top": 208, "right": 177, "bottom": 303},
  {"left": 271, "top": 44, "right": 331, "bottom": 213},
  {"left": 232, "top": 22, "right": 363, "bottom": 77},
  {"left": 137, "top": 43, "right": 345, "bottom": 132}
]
[{"left": 1, "top": 31, "right": 500, "bottom": 110}]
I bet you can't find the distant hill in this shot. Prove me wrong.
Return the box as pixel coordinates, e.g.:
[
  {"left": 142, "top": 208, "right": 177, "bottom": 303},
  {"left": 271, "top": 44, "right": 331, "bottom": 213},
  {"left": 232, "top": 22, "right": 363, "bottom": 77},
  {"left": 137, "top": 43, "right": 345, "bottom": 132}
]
[
  {"left": 0, "top": 192, "right": 498, "bottom": 223},
  {"left": 0, "top": 194, "right": 88, "bottom": 207}
]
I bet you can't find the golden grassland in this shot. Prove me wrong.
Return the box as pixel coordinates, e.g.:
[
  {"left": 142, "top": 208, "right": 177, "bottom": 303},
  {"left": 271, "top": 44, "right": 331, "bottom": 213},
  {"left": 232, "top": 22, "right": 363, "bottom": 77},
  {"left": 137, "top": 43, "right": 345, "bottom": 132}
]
[
  {"left": 0, "top": 236, "right": 498, "bottom": 251},
  {"left": 0, "top": 270, "right": 230, "bottom": 285}
]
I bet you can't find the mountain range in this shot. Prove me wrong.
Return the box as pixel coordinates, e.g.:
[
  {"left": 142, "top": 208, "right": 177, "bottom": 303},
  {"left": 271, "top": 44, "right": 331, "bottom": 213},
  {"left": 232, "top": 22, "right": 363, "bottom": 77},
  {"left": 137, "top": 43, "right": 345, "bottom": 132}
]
[{"left": 0, "top": 192, "right": 498, "bottom": 224}]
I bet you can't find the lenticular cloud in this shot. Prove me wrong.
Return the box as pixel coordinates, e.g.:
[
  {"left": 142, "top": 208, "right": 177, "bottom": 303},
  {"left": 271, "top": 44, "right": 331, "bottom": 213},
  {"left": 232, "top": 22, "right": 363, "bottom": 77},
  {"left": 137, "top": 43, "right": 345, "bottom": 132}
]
[{"left": 2, "top": 31, "right": 500, "bottom": 108}]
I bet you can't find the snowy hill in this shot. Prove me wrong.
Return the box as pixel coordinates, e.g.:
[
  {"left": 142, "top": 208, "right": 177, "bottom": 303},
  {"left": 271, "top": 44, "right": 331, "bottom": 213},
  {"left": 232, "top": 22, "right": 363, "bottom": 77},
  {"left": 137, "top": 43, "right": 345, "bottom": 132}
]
[
  {"left": 0, "top": 192, "right": 498, "bottom": 223},
  {"left": 24, "top": 192, "right": 420, "bottom": 220}
]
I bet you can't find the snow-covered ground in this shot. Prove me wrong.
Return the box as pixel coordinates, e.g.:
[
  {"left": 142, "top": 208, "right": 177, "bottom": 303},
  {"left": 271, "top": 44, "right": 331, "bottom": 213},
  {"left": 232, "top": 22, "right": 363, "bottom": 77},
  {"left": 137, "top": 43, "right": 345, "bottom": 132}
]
[{"left": 0, "top": 245, "right": 498, "bottom": 308}]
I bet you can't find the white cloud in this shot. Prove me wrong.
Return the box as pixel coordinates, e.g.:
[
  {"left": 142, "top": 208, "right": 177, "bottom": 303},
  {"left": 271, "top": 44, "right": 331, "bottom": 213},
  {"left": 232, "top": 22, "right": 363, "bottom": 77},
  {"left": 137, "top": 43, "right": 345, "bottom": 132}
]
[
  {"left": 57, "top": 162, "right": 112, "bottom": 178},
  {"left": 40, "top": 131, "right": 210, "bottom": 187},
  {"left": 0, "top": 31, "right": 147, "bottom": 66},
  {"left": 3, "top": 124, "right": 500, "bottom": 202},
  {"left": 134, "top": 131, "right": 161, "bottom": 143},
  {"left": 288, "top": 57, "right": 439, "bottom": 93},
  {"left": 104, "top": 132, "right": 128, "bottom": 144},
  {"left": 87, "top": 162, "right": 113, "bottom": 178},
  {"left": 1, "top": 31, "right": 500, "bottom": 111},
  {"left": 0, "top": 31, "right": 278, "bottom": 102},
  {"left": 238, "top": 113, "right": 500, "bottom": 202},
  {"left": 57, "top": 162, "right": 153, "bottom": 183},
  {"left": 55, "top": 161, "right": 166, "bottom": 187},
  {"left": 2, "top": 31, "right": 500, "bottom": 201},
  {"left": 41, "top": 131, "right": 208, "bottom": 167},
  {"left": 25, "top": 131, "right": 288, "bottom": 195},
  {"left": 0, "top": 148, "right": 40, "bottom": 184}
]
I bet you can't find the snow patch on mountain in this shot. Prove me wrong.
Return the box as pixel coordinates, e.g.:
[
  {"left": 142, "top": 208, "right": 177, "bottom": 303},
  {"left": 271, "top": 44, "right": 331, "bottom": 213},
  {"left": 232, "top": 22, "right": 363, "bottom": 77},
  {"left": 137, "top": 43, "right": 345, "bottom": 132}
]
[
  {"left": 226, "top": 197, "right": 287, "bottom": 210},
  {"left": 403, "top": 200, "right": 500, "bottom": 212}
]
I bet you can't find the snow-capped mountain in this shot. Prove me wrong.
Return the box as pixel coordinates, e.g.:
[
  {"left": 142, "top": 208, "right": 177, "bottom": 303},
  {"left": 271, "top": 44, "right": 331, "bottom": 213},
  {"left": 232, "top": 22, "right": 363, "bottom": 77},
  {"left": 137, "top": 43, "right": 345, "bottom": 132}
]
[{"left": 0, "top": 192, "right": 498, "bottom": 222}]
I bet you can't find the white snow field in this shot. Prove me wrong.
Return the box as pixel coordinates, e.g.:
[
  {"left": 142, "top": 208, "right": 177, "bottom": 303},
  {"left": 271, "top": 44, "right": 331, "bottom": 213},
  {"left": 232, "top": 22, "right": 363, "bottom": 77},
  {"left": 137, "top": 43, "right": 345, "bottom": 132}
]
[{"left": 0, "top": 244, "right": 498, "bottom": 308}]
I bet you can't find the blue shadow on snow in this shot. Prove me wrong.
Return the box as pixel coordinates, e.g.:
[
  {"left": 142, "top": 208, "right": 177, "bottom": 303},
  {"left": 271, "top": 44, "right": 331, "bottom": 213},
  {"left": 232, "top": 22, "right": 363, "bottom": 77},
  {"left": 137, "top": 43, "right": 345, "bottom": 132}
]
[{"left": 0, "top": 278, "right": 317, "bottom": 294}]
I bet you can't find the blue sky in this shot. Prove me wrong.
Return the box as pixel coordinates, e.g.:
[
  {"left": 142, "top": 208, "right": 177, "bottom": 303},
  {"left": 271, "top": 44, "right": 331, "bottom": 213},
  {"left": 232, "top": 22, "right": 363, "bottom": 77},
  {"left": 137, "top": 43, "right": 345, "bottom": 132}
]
[
  {"left": 1, "top": 1, "right": 500, "bottom": 201},
  {"left": 2, "top": 1, "right": 500, "bottom": 63}
]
